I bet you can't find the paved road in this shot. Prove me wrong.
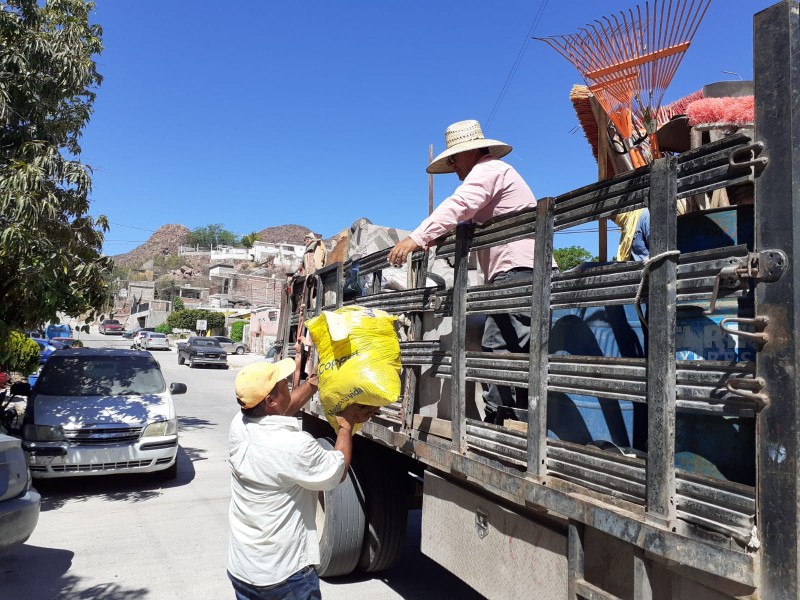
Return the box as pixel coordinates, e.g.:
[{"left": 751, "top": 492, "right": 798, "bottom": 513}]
[{"left": 1, "top": 331, "right": 485, "bottom": 600}]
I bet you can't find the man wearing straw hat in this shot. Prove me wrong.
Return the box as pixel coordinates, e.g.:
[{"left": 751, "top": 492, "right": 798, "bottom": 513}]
[
  {"left": 301, "top": 232, "right": 327, "bottom": 275},
  {"left": 227, "top": 359, "right": 377, "bottom": 599},
  {"left": 389, "top": 119, "right": 550, "bottom": 426}
]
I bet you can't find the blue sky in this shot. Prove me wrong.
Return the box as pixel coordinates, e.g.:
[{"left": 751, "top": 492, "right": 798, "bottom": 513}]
[{"left": 84, "top": 0, "right": 774, "bottom": 258}]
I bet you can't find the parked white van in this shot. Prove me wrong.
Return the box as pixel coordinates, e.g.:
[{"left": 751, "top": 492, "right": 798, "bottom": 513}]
[{"left": 20, "top": 348, "right": 185, "bottom": 480}]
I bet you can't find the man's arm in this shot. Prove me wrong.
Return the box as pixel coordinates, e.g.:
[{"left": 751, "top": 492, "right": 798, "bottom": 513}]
[
  {"left": 286, "top": 372, "right": 318, "bottom": 416},
  {"left": 333, "top": 404, "right": 380, "bottom": 481},
  {"left": 389, "top": 169, "right": 496, "bottom": 266}
]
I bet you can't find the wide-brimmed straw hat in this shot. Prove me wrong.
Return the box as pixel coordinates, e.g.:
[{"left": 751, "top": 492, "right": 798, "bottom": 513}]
[{"left": 427, "top": 120, "right": 512, "bottom": 174}]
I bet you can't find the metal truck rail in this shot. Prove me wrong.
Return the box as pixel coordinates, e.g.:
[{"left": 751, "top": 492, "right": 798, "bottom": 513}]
[{"left": 277, "top": 3, "right": 798, "bottom": 598}]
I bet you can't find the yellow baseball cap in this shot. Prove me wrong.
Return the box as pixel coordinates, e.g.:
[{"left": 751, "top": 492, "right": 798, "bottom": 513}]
[{"left": 235, "top": 358, "right": 296, "bottom": 409}]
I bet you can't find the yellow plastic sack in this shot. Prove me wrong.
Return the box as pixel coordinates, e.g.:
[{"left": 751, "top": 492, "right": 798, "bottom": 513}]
[{"left": 306, "top": 306, "right": 401, "bottom": 432}]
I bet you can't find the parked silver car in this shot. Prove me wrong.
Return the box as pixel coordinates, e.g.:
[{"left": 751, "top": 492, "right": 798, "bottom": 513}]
[
  {"left": 211, "top": 336, "right": 248, "bottom": 355},
  {"left": 0, "top": 431, "right": 40, "bottom": 554},
  {"left": 141, "top": 332, "right": 170, "bottom": 351},
  {"left": 131, "top": 329, "right": 149, "bottom": 349}
]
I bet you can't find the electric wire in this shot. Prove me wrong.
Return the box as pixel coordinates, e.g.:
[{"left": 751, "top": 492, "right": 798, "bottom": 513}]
[{"left": 485, "top": 0, "right": 549, "bottom": 130}]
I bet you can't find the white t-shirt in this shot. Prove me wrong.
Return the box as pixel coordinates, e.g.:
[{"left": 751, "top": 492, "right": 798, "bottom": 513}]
[{"left": 227, "top": 413, "right": 346, "bottom": 586}]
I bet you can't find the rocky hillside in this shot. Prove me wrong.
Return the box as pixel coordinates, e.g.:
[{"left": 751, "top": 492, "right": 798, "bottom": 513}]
[
  {"left": 256, "top": 224, "right": 314, "bottom": 244},
  {"left": 111, "top": 224, "right": 190, "bottom": 267},
  {"left": 111, "top": 223, "right": 319, "bottom": 270}
]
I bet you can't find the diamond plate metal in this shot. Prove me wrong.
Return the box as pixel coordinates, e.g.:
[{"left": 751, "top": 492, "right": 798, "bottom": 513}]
[{"left": 421, "top": 472, "right": 568, "bottom": 600}]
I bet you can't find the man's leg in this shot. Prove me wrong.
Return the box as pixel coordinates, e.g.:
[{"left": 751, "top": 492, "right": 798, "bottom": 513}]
[
  {"left": 481, "top": 313, "right": 516, "bottom": 424},
  {"left": 481, "top": 282, "right": 532, "bottom": 425}
]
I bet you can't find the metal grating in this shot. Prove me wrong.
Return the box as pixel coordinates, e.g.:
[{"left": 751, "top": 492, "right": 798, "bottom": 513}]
[{"left": 63, "top": 427, "right": 144, "bottom": 445}]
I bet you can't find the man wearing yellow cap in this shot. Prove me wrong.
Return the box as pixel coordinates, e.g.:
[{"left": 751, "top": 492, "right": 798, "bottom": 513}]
[{"left": 227, "top": 359, "right": 377, "bottom": 599}]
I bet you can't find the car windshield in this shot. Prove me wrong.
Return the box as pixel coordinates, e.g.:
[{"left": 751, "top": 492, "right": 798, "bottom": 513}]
[
  {"left": 37, "top": 355, "right": 166, "bottom": 396},
  {"left": 105, "top": 320, "right": 120, "bottom": 325},
  {"left": 149, "top": 333, "right": 166, "bottom": 339},
  {"left": 193, "top": 339, "right": 221, "bottom": 348}
]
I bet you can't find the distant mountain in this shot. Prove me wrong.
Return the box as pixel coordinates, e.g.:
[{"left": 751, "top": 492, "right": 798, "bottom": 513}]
[
  {"left": 110, "top": 223, "right": 320, "bottom": 270},
  {"left": 111, "top": 224, "right": 190, "bottom": 267},
  {"left": 256, "top": 224, "right": 313, "bottom": 245}
]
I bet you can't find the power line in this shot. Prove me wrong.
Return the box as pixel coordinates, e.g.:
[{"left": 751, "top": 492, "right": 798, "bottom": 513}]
[
  {"left": 108, "top": 222, "right": 156, "bottom": 232},
  {"left": 485, "top": 0, "right": 549, "bottom": 130}
]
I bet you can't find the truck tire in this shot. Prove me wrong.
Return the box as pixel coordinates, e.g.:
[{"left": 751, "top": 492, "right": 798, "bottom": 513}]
[
  {"left": 178, "top": 354, "right": 185, "bottom": 365},
  {"left": 353, "top": 454, "right": 408, "bottom": 573},
  {"left": 315, "top": 437, "right": 366, "bottom": 578},
  {"left": 189, "top": 358, "right": 195, "bottom": 368}
]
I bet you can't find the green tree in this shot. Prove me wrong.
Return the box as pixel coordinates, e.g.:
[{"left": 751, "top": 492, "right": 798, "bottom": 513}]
[
  {"left": 553, "top": 246, "right": 594, "bottom": 271},
  {"left": 155, "top": 322, "right": 172, "bottom": 335},
  {"left": 230, "top": 321, "right": 244, "bottom": 342},
  {"left": 241, "top": 232, "right": 259, "bottom": 250},
  {"left": 166, "top": 309, "right": 224, "bottom": 332},
  {"left": 0, "top": 331, "right": 40, "bottom": 376},
  {"left": 186, "top": 224, "right": 239, "bottom": 249},
  {"left": 172, "top": 297, "right": 185, "bottom": 311},
  {"left": 0, "top": 0, "right": 110, "bottom": 354}
]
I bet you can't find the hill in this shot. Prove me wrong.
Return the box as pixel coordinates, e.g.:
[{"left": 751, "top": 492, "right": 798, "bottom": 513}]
[
  {"left": 111, "top": 224, "right": 190, "bottom": 267},
  {"left": 256, "top": 224, "right": 314, "bottom": 244},
  {"left": 110, "top": 223, "right": 319, "bottom": 270}
]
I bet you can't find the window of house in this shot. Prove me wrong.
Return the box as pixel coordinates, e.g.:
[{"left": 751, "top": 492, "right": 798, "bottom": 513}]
[{"left": 268, "top": 311, "right": 278, "bottom": 321}]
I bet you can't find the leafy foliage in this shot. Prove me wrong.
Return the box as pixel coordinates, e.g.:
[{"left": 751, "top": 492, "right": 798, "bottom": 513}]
[
  {"left": 166, "top": 309, "right": 224, "bottom": 332},
  {"left": 553, "top": 246, "right": 594, "bottom": 271},
  {"left": 230, "top": 321, "right": 244, "bottom": 342},
  {"left": 172, "top": 297, "right": 185, "bottom": 311},
  {"left": 155, "top": 322, "right": 172, "bottom": 335},
  {"left": 0, "top": 1, "right": 110, "bottom": 346},
  {"left": 185, "top": 224, "right": 239, "bottom": 249},
  {"left": 0, "top": 331, "right": 40, "bottom": 375},
  {"left": 240, "top": 232, "right": 259, "bottom": 249},
  {"left": 152, "top": 253, "right": 186, "bottom": 270}
]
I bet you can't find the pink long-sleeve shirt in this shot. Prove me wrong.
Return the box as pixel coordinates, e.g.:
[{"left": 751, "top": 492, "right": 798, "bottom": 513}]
[{"left": 409, "top": 156, "right": 537, "bottom": 282}]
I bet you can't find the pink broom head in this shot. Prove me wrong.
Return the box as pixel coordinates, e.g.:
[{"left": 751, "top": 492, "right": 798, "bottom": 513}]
[{"left": 686, "top": 96, "right": 755, "bottom": 127}]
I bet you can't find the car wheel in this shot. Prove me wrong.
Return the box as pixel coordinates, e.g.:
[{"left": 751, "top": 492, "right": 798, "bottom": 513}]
[
  {"left": 235, "top": 346, "right": 245, "bottom": 355},
  {"left": 315, "top": 437, "right": 366, "bottom": 578},
  {"left": 189, "top": 358, "right": 195, "bottom": 368},
  {"left": 178, "top": 354, "right": 185, "bottom": 365}
]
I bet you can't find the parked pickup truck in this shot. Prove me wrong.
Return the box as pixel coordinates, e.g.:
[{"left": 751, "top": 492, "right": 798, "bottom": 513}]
[{"left": 176, "top": 337, "right": 228, "bottom": 369}]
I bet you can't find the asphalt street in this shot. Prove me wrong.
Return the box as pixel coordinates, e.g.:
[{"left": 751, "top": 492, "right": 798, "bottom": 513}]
[{"left": 0, "top": 330, "right": 485, "bottom": 600}]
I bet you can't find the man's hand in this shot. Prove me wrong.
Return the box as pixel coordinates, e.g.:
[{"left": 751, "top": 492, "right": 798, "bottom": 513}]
[
  {"left": 336, "top": 403, "right": 380, "bottom": 432},
  {"left": 388, "top": 237, "right": 421, "bottom": 267},
  {"left": 306, "top": 369, "right": 319, "bottom": 389}
]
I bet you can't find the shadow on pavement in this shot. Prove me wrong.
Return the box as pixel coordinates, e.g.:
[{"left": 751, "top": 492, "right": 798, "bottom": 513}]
[
  {"left": 178, "top": 415, "right": 216, "bottom": 431},
  {"left": 35, "top": 445, "right": 197, "bottom": 511},
  {"left": 0, "top": 545, "right": 149, "bottom": 600}
]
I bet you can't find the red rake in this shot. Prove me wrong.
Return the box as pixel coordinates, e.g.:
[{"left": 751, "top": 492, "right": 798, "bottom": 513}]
[{"left": 537, "top": 0, "right": 711, "bottom": 163}]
